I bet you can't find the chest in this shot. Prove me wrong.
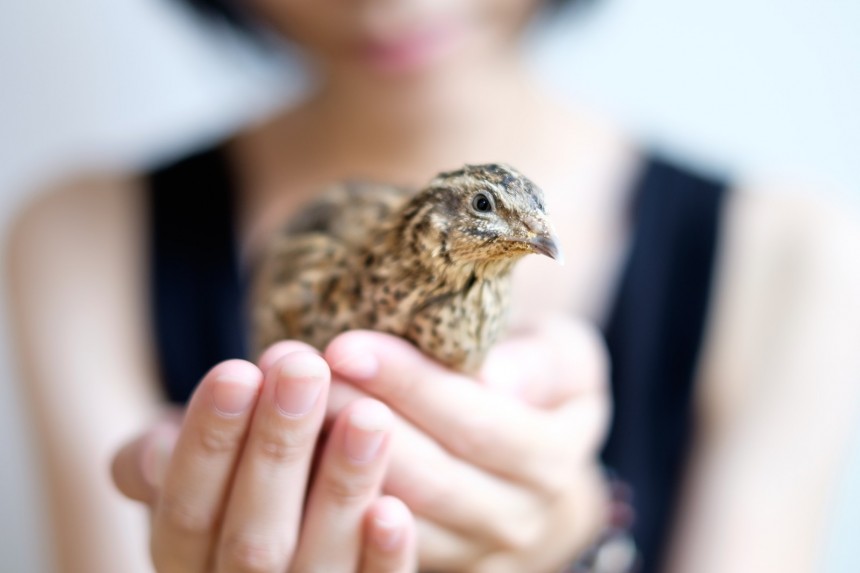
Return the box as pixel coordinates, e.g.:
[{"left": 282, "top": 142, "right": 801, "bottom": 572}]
[{"left": 357, "top": 262, "right": 513, "bottom": 372}]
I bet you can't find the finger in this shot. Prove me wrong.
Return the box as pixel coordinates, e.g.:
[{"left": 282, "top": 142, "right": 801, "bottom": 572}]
[
  {"left": 414, "top": 518, "right": 483, "bottom": 572},
  {"left": 325, "top": 331, "right": 563, "bottom": 487},
  {"left": 215, "top": 351, "right": 329, "bottom": 573},
  {"left": 151, "top": 360, "right": 263, "bottom": 573},
  {"left": 112, "top": 421, "right": 180, "bottom": 505},
  {"left": 361, "top": 497, "right": 417, "bottom": 573},
  {"left": 490, "top": 319, "right": 612, "bottom": 462},
  {"left": 291, "top": 398, "right": 394, "bottom": 572},
  {"left": 325, "top": 379, "right": 371, "bottom": 427},
  {"left": 257, "top": 340, "right": 319, "bottom": 373},
  {"left": 379, "top": 407, "right": 537, "bottom": 548},
  {"left": 378, "top": 401, "right": 605, "bottom": 564},
  {"left": 481, "top": 317, "right": 608, "bottom": 408}
]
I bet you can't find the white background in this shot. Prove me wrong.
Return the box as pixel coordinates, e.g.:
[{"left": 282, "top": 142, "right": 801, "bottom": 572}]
[{"left": 1, "top": 0, "right": 858, "bottom": 571}]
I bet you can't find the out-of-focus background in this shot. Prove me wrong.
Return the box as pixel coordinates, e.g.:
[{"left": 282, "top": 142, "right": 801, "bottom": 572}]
[{"left": 1, "top": 0, "right": 858, "bottom": 571}]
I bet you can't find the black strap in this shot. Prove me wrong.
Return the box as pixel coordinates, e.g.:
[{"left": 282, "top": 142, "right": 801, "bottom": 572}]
[
  {"left": 601, "top": 157, "right": 727, "bottom": 573},
  {"left": 147, "top": 145, "right": 248, "bottom": 404}
]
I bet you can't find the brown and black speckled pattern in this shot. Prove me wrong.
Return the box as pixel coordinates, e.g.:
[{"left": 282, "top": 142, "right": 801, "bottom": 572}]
[{"left": 252, "top": 164, "right": 559, "bottom": 374}]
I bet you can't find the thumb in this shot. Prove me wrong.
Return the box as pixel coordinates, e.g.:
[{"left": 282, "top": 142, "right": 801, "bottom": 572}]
[
  {"left": 480, "top": 318, "right": 608, "bottom": 408},
  {"left": 111, "top": 418, "right": 180, "bottom": 505}
]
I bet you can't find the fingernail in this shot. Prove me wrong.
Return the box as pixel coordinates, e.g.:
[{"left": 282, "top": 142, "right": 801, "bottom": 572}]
[
  {"left": 344, "top": 401, "right": 391, "bottom": 463},
  {"left": 332, "top": 351, "right": 379, "bottom": 380},
  {"left": 211, "top": 376, "right": 258, "bottom": 416},
  {"left": 142, "top": 431, "right": 174, "bottom": 489},
  {"left": 372, "top": 499, "right": 407, "bottom": 550},
  {"left": 275, "top": 354, "right": 326, "bottom": 416}
]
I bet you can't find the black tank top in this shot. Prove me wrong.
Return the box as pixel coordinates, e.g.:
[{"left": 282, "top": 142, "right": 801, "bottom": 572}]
[{"left": 147, "top": 144, "right": 727, "bottom": 573}]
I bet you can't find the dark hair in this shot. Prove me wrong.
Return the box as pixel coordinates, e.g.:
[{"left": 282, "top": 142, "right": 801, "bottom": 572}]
[
  {"left": 179, "top": 0, "right": 255, "bottom": 33},
  {"left": 179, "top": 0, "right": 589, "bottom": 37}
]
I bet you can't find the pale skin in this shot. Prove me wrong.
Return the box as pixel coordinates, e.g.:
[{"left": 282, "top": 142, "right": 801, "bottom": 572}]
[{"left": 6, "top": 0, "right": 860, "bottom": 572}]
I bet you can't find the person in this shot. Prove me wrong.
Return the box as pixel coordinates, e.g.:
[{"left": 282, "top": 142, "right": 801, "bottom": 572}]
[{"left": 6, "top": 0, "right": 860, "bottom": 571}]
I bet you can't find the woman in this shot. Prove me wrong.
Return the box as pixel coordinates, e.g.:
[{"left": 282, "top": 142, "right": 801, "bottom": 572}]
[{"left": 7, "top": 0, "right": 860, "bottom": 571}]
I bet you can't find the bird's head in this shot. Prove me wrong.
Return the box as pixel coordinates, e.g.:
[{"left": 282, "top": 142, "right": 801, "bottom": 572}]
[{"left": 400, "top": 164, "right": 563, "bottom": 270}]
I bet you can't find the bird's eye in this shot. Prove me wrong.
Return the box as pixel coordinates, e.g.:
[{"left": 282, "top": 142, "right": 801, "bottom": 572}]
[{"left": 471, "top": 193, "right": 493, "bottom": 213}]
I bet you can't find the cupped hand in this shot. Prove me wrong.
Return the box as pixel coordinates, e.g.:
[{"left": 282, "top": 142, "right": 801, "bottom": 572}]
[
  {"left": 112, "top": 341, "right": 416, "bottom": 573},
  {"left": 324, "top": 318, "right": 612, "bottom": 573}
]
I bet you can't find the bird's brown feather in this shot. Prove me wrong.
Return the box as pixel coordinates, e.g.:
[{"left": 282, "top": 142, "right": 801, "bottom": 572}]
[{"left": 252, "top": 165, "right": 560, "bottom": 374}]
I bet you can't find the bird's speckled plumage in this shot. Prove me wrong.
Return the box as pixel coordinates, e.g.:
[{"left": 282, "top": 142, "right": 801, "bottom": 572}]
[{"left": 252, "top": 164, "right": 561, "bottom": 373}]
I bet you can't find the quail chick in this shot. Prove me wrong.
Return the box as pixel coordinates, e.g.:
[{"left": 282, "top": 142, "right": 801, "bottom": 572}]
[{"left": 252, "top": 164, "right": 562, "bottom": 374}]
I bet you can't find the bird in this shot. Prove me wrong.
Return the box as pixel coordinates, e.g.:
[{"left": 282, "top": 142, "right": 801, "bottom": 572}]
[{"left": 251, "top": 163, "right": 562, "bottom": 374}]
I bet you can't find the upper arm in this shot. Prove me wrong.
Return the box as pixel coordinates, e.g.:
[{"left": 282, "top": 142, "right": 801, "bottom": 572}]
[
  {"left": 668, "top": 186, "right": 860, "bottom": 573},
  {"left": 5, "top": 174, "right": 164, "bottom": 572}
]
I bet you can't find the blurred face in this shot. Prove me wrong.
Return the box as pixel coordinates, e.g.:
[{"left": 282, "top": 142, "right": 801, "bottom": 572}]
[{"left": 250, "top": 0, "right": 543, "bottom": 79}]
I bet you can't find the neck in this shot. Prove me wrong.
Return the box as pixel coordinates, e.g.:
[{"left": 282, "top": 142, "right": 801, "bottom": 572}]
[{"left": 296, "top": 54, "right": 539, "bottom": 181}]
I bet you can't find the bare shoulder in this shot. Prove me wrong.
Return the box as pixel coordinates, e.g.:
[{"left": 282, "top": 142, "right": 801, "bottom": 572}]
[
  {"left": 6, "top": 169, "right": 160, "bottom": 425},
  {"left": 699, "top": 180, "right": 860, "bottom": 429},
  {"left": 6, "top": 172, "right": 145, "bottom": 277},
  {"left": 6, "top": 171, "right": 152, "bottom": 352},
  {"left": 11, "top": 169, "right": 142, "bottom": 235},
  {"left": 667, "top": 183, "right": 860, "bottom": 573},
  {"left": 722, "top": 181, "right": 859, "bottom": 271}
]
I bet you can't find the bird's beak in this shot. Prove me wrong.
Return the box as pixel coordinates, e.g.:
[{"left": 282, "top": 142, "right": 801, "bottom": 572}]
[{"left": 528, "top": 231, "right": 564, "bottom": 265}]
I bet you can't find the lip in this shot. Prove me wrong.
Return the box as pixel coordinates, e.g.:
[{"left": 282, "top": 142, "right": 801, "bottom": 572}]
[{"left": 358, "top": 21, "right": 463, "bottom": 74}]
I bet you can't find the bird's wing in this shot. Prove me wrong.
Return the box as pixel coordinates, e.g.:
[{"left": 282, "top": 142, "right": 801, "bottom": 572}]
[
  {"left": 252, "top": 181, "right": 412, "bottom": 355},
  {"left": 252, "top": 232, "right": 351, "bottom": 354},
  {"left": 283, "top": 181, "right": 414, "bottom": 245}
]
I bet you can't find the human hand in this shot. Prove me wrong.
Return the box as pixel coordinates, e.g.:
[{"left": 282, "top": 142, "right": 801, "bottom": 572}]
[
  {"left": 323, "top": 318, "right": 612, "bottom": 573},
  {"left": 112, "top": 342, "right": 416, "bottom": 572}
]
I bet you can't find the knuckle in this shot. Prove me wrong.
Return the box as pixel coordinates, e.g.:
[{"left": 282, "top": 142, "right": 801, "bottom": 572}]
[
  {"left": 254, "top": 424, "right": 314, "bottom": 465},
  {"left": 150, "top": 546, "right": 187, "bottom": 573},
  {"left": 404, "top": 475, "right": 449, "bottom": 515},
  {"left": 471, "top": 559, "right": 522, "bottom": 573},
  {"left": 546, "top": 318, "right": 609, "bottom": 395},
  {"left": 528, "top": 435, "right": 582, "bottom": 497},
  {"left": 197, "top": 423, "right": 243, "bottom": 455},
  {"left": 572, "top": 322, "right": 610, "bottom": 380},
  {"left": 150, "top": 536, "right": 187, "bottom": 573},
  {"left": 294, "top": 564, "right": 336, "bottom": 573},
  {"left": 318, "top": 470, "right": 374, "bottom": 507},
  {"left": 533, "top": 461, "right": 574, "bottom": 498},
  {"left": 489, "top": 515, "right": 542, "bottom": 553},
  {"left": 158, "top": 493, "right": 216, "bottom": 536},
  {"left": 221, "top": 534, "right": 284, "bottom": 573},
  {"left": 382, "top": 371, "right": 416, "bottom": 403},
  {"left": 447, "top": 415, "right": 494, "bottom": 459}
]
